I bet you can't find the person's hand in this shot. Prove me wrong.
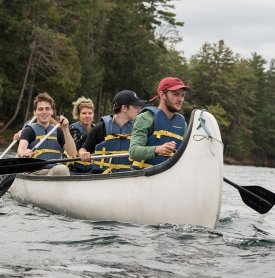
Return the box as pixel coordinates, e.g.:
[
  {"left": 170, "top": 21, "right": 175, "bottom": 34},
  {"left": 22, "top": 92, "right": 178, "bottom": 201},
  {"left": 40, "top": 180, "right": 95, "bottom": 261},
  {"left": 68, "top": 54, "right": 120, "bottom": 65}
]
[
  {"left": 13, "top": 130, "right": 22, "bottom": 141},
  {"left": 22, "top": 149, "right": 34, "bottom": 158},
  {"left": 79, "top": 151, "right": 92, "bottom": 162},
  {"left": 50, "top": 117, "right": 58, "bottom": 125},
  {"left": 57, "top": 115, "right": 69, "bottom": 128},
  {"left": 154, "top": 141, "right": 176, "bottom": 156}
]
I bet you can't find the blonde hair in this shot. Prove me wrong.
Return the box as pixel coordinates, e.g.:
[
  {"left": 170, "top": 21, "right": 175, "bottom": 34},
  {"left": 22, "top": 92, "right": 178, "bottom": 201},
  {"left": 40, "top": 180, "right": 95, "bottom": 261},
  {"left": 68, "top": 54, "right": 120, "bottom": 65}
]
[{"left": 72, "top": 96, "right": 95, "bottom": 120}]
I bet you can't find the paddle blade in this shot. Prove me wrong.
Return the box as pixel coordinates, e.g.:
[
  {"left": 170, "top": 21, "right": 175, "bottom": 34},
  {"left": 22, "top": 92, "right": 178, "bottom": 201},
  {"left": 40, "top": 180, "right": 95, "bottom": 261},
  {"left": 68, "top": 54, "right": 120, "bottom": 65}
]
[
  {"left": 0, "top": 158, "right": 45, "bottom": 174},
  {"left": 240, "top": 185, "right": 275, "bottom": 214},
  {"left": 0, "top": 174, "right": 16, "bottom": 197},
  {"left": 223, "top": 177, "right": 275, "bottom": 214}
]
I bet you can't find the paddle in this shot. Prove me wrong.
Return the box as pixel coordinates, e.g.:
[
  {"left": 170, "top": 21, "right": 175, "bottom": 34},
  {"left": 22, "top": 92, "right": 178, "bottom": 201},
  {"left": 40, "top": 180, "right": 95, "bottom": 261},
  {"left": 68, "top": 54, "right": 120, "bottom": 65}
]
[
  {"left": 0, "top": 153, "right": 130, "bottom": 175},
  {"left": 223, "top": 177, "right": 275, "bottom": 214},
  {"left": 0, "top": 174, "right": 16, "bottom": 197},
  {"left": 0, "top": 153, "right": 129, "bottom": 197},
  {"left": 0, "top": 116, "right": 37, "bottom": 159},
  {"left": 0, "top": 116, "right": 37, "bottom": 197},
  {"left": 0, "top": 122, "right": 61, "bottom": 197}
]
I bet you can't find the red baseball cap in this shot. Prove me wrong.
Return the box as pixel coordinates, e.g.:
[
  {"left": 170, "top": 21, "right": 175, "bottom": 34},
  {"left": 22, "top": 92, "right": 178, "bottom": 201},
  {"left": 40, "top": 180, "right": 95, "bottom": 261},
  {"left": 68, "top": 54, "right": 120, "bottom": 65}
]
[{"left": 157, "top": 77, "right": 191, "bottom": 94}]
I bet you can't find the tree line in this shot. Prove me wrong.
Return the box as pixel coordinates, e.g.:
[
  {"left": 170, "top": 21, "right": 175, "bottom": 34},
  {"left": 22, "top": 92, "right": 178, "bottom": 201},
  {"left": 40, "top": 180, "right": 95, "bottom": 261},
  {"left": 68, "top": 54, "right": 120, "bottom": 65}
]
[{"left": 0, "top": 0, "right": 275, "bottom": 166}]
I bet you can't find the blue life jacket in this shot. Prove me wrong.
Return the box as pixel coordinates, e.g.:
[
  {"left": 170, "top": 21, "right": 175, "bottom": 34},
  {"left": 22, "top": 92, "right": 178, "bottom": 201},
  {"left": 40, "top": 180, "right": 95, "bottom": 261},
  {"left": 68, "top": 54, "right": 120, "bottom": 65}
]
[
  {"left": 93, "top": 115, "right": 132, "bottom": 173},
  {"left": 132, "top": 106, "right": 186, "bottom": 169},
  {"left": 28, "top": 123, "right": 63, "bottom": 169},
  {"left": 69, "top": 121, "right": 93, "bottom": 173},
  {"left": 70, "top": 121, "right": 88, "bottom": 134}
]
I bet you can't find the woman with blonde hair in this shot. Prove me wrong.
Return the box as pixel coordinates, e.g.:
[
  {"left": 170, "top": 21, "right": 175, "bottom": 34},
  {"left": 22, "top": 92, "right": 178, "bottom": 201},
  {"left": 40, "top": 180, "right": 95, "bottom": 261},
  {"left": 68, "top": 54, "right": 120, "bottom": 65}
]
[
  {"left": 69, "top": 96, "right": 95, "bottom": 150},
  {"left": 69, "top": 96, "right": 95, "bottom": 173}
]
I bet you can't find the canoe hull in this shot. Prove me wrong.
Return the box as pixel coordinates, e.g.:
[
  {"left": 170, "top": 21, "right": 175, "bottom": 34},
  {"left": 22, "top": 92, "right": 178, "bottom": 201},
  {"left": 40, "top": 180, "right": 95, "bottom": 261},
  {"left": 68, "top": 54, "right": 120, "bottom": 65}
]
[{"left": 10, "top": 109, "right": 223, "bottom": 228}]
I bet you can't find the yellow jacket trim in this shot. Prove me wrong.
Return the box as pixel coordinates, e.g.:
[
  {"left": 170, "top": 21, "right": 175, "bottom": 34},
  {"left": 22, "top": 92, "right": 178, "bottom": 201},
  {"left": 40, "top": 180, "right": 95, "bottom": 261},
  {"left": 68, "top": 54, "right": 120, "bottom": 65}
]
[
  {"left": 35, "top": 135, "right": 58, "bottom": 140},
  {"left": 33, "top": 149, "right": 61, "bottom": 158},
  {"left": 153, "top": 130, "right": 183, "bottom": 141},
  {"left": 63, "top": 151, "right": 93, "bottom": 167},
  {"left": 104, "top": 134, "right": 131, "bottom": 141},
  {"left": 132, "top": 160, "right": 153, "bottom": 169},
  {"left": 93, "top": 159, "right": 131, "bottom": 174},
  {"left": 132, "top": 152, "right": 174, "bottom": 169}
]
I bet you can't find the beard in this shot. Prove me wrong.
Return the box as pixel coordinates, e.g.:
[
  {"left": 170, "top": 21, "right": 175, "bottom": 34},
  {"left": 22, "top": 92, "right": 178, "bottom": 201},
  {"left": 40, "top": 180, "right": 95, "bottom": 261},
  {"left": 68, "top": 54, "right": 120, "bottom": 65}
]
[{"left": 165, "top": 98, "right": 182, "bottom": 113}]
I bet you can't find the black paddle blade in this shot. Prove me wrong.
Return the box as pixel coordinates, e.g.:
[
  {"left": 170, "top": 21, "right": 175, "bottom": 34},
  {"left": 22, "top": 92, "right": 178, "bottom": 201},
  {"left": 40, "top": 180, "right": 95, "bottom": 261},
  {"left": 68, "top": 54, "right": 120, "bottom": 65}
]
[
  {"left": 240, "top": 185, "right": 275, "bottom": 214},
  {"left": 223, "top": 177, "right": 275, "bottom": 214},
  {"left": 0, "top": 174, "right": 16, "bottom": 197},
  {"left": 0, "top": 158, "right": 45, "bottom": 174}
]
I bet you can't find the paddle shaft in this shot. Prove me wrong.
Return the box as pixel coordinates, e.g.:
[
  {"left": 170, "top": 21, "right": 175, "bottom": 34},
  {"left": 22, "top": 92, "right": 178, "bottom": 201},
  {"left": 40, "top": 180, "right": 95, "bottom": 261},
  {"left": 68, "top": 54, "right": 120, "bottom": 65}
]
[
  {"left": 0, "top": 116, "right": 37, "bottom": 159},
  {"left": 0, "top": 141, "right": 18, "bottom": 159},
  {"left": 0, "top": 122, "right": 62, "bottom": 196},
  {"left": 0, "top": 153, "right": 130, "bottom": 175},
  {"left": 19, "top": 153, "right": 129, "bottom": 165},
  {"left": 224, "top": 177, "right": 271, "bottom": 205}
]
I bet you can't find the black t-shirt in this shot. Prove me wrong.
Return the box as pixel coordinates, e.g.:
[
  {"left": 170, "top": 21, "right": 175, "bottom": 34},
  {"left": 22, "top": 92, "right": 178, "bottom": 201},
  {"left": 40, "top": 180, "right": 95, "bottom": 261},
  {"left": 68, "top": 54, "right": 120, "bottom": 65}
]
[
  {"left": 82, "top": 121, "right": 106, "bottom": 153},
  {"left": 20, "top": 126, "right": 65, "bottom": 147}
]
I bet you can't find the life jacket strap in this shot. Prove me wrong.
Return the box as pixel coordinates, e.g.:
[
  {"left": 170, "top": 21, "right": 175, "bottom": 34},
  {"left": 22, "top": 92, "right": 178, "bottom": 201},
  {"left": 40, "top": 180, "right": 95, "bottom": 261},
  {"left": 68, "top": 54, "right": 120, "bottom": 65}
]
[
  {"left": 104, "top": 134, "right": 131, "bottom": 141},
  {"left": 94, "top": 149, "right": 129, "bottom": 155},
  {"left": 153, "top": 130, "right": 183, "bottom": 141},
  {"left": 131, "top": 151, "right": 175, "bottom": 169},
  {"left": 63, "top": 151, "right": 93, "bottom": 166},
  {"left": 35, "top": 135, "right": 58, "bottom": 140},
  {"left": 33, "top": 149, "right": 61, "bottom": 158},
  {"left": 132, "top": 160, "right": 153, "bottom": 169},
  {"left": 93, "top": 159, "right": 131, "bottom": 173}
]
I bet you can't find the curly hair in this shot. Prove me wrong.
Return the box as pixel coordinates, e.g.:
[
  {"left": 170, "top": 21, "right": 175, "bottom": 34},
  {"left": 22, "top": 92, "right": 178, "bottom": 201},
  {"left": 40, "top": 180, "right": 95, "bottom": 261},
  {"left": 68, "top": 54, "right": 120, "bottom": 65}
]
[{"left": 72, "top": 96, "right": 95, "bottom": 120}]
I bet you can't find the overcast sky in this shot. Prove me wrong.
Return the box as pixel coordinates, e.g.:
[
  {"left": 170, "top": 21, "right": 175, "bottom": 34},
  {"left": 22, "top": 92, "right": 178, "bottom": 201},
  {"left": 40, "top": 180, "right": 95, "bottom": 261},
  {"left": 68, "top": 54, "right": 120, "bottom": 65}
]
[{"left": 172, "top": 0, "right": 274, "bottom": 64}]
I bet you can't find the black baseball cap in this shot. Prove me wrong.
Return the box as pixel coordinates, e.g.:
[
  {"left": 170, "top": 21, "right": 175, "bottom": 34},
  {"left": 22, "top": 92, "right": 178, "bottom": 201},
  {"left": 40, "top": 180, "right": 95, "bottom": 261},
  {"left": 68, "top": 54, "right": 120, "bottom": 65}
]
[{"left": 113, "top": 90, "right": 146, "bottom": 108}]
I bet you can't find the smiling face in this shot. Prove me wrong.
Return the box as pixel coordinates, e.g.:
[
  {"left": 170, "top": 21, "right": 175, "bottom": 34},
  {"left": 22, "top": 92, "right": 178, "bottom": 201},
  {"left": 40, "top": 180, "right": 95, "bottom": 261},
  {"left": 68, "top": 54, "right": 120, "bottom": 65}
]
[
  {"left": 34, "top": 101, "right": 54, "bottom": 126},
  {"left": 79, "top": 107, "right": 94, "bottom": 126}
]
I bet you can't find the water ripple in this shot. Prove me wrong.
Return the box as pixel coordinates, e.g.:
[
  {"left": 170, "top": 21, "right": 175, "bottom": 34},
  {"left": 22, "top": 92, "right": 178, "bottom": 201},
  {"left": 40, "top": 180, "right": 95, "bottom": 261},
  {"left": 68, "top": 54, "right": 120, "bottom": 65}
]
[
  {"left": 1, "top": 164, "right": 275, "bottom": 277},
  {"left": 223, "top": 233, "right": 275, "bottom": 248},
  {"left": 41, "top": 235, "right": 139, "bottom": 249}
]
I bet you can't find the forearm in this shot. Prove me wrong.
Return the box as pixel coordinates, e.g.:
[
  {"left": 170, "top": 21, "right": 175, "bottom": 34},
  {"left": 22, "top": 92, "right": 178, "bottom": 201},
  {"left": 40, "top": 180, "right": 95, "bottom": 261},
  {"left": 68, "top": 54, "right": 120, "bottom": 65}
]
[
  {"left": 129, "top": 144, "right": 156, "bottom": 161},
  {"left": 62, "top": 127, "right": 77, "bottom": 157},
  {"left": 17, "top": 140, "right": 31, "bottom": 158}
]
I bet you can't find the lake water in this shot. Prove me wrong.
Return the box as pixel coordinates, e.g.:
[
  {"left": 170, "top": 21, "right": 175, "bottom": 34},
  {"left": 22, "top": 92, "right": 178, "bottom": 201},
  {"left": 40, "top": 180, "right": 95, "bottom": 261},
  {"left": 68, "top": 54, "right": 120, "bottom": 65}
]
[{"left": 1, "top": 157, "right": 275, "bottom": 277}]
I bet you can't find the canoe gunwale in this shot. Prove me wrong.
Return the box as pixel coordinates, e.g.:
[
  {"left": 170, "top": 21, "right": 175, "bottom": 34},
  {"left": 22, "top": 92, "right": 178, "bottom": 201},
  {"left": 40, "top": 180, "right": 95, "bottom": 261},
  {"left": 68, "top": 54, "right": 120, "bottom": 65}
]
[{"left": 15, "top": 109, "right": 196, "bottom": 182}]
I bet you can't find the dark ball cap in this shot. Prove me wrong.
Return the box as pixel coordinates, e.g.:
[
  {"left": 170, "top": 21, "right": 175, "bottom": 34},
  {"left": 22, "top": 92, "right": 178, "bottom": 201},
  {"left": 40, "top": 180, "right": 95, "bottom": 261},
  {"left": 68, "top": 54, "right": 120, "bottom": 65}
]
[{"left": 113, "top": 90, "right": 146, "bottom": 107}]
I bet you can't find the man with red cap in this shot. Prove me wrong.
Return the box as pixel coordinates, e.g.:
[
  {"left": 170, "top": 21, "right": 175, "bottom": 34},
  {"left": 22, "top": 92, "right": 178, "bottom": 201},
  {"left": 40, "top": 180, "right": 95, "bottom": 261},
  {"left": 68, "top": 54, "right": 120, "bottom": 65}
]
[{"left": 129, "top": 77, "right": 191, "bottom": 169}]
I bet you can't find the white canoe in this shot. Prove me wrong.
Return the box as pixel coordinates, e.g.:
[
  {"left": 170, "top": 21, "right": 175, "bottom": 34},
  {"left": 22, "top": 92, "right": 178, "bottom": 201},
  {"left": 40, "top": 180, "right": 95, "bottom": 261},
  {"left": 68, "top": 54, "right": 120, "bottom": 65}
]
[{"left": 10, "top": 109, "right": 224, "bottom": 229}]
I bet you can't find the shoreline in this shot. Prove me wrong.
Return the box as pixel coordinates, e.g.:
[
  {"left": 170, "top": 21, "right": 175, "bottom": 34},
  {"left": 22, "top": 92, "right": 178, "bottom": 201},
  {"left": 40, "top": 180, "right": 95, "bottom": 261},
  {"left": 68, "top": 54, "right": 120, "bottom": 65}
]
[{"left": 224, "top": 156, "right": 275, "bottom": 168}]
